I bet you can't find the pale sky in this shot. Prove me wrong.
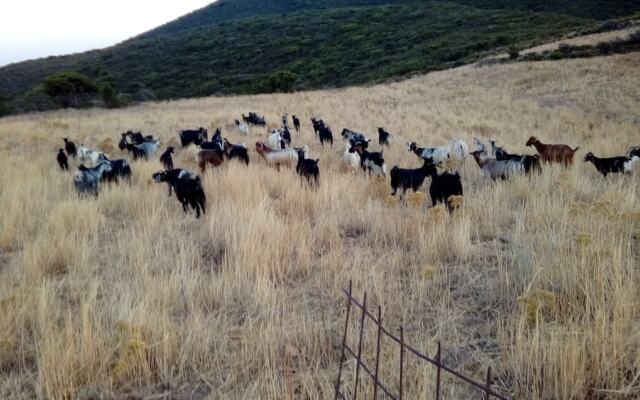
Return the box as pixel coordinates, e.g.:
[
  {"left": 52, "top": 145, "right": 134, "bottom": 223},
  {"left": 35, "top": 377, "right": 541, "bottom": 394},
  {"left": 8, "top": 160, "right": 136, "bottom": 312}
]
[{"left": 0, "top": 1, "right": 215, "bottom": 67}]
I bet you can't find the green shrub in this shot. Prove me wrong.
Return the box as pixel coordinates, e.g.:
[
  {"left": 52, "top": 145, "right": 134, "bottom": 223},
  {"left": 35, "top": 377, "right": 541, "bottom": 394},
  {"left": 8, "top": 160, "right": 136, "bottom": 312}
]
[{"left": 43, "top": 72, "right": 97, "bottom": 108}]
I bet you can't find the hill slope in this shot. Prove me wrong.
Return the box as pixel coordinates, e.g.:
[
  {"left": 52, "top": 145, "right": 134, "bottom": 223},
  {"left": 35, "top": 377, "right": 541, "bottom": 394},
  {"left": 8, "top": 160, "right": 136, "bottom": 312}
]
[{"left": 1, "top": 0, "right": 639, "bottom": 114}]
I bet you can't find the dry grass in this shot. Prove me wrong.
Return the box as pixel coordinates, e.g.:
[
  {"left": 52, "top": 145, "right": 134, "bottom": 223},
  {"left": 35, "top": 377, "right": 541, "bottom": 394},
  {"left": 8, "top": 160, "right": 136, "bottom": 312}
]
[{"left": 0, "top": 52, "right": 639, "bottom": 399}]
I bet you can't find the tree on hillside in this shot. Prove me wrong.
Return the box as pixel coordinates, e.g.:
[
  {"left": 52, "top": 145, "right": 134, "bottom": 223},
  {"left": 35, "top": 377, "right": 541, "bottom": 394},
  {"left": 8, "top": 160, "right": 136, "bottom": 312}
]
[
  {"left": 98, "top": 82, "right": 119, "bottom": 108},
  {"left": 44, "top": 72, "right": 97, "bottom": 108},
  {"left": 265, "top": 71, "right": 298, "bottom": 93},
  {"left": 0, "top": 94, "right": 10, "bottom": 117}
]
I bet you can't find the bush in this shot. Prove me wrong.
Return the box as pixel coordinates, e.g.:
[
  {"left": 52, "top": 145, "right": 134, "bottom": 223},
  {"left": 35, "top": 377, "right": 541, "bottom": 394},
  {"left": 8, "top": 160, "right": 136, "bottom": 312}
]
[
  {"left": 508, "top": 47, "right": 520, "bottom": 60},
  {"left": 264, "top": 71, "right": 298, "bottom": 93},
  {"left": 43, "top": 72, "right": 97, "bottom": 108},
  {"left": 0, "top": 94, "right": 10, "bottom": 117}
]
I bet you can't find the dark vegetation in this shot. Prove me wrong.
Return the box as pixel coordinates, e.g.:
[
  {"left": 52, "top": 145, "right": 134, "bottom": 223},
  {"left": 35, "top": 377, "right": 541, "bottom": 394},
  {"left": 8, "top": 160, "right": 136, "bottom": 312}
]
[
  {"left": 1, "top": 0, "right": 639, "bottom": 115},
  {"left": 480, "top": 29, "right": 640, "bottom": 66},
  {"left": 521, "top": 30, "right": 640, "bottom": 61}
]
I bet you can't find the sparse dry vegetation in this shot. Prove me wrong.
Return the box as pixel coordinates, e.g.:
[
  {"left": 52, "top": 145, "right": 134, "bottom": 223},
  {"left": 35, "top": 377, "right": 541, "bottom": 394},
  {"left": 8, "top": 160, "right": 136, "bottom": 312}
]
[{"left": 0, "top": 53, "right": 639, "bottom": 399}]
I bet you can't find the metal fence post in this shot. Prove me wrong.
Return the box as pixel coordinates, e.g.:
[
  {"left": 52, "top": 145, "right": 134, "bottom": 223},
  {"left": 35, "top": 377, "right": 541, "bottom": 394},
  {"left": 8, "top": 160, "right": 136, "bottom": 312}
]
[
  {"left": 373, "top": 306, "right": 383, "bottom": 400},
  {"left": 399, "top": 326, "right": 404, "bottom": 400},
  {"left": 485, "top": 367, "right": 492, "bottom": 400},
  {"left": 353, "top": 292, "right": 367, "bottom": 400},
  {"left": 435, "top": 342, "right": 441, "bottom": 400},
  {"left": 334, "top": 281, "right": 353, "bottom": 400}
]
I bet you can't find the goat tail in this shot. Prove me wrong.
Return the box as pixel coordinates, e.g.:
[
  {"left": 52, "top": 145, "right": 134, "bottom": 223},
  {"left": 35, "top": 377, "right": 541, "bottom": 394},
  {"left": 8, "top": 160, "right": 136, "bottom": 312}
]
[{"left": 572, "top": 146, "right": 580, "bottom": 153}]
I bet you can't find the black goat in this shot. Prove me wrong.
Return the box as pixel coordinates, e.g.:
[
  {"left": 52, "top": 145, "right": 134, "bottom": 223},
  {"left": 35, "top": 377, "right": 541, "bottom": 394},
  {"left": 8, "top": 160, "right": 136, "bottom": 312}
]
[
  {"left": 62, "top": 138, "right": 77, "bottom": 158},
  {"left": 318, "top": 125, "right": 333, "bottom": 147},
  {"left": 424, "top": 159, "right": 463, "bottom": 213},
  {"left": 179, "top": 127, "right": 208, "bottom": 148},
  {"left": 130, "top": 132, "right": 150, "bottom": 145},
  {"left": 281, "top": 126, "right": 292, "bottom": 147},
  {"left": 200, "top": 128, "right": 224, "bottom": 151},
  {"left": 390, "top": 161, "right": 430, "bottom": 198},
  {"left": 378, "top": 127, "right": 394, "bottom": 146},
  {"left": 118, "top": 133, "right": 128, "bottom": 151},
  {"left": 242, "top": 112, "right": 266, "bottom": 127},
  {"left": 292, "top": 115, "right": 301, "bottom": 132},
  {"left": 311, "top": 118, "right": 325, "bottom": 137},
  {"left": 584, "top": 152, "right": 639, "bottom": 177},
  {"left": 57, "top": 149, "right": 69, "bottom": 170},
  {"left": 223, "top": 139, "right": 250, "bottom": 165},
  {"left": 295, "top": 148, "right": 320, "bottom": 186},
  {"left": 153, "top": 170, "right": 207, "bottom": 218},
  {"left": 160, "top": 146, "right": 175, "bottom": 171},
  {"left": 124, "top": 143, "right": 146, "bottom": 160}
]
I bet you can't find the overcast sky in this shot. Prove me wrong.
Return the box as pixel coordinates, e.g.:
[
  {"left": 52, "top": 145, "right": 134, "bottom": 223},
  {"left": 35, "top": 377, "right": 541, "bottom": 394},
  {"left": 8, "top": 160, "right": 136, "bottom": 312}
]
[{"left": 0, "top": 1, "right": 215, "bottom": 67}]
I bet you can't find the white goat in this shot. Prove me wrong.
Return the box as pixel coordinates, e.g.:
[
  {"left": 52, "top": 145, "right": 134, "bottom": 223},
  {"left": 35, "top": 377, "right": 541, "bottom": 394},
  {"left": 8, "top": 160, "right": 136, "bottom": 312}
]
[
  {"left": 267, "top": 130, "right": 286, "bottom": 150},
  {"left": 449, "top": 139, "right": 469, "bottom": 160},
  {"left": 342, "top": 143, "right": 361, "bottom": 171},
  {"left": 255, "top": 142, "right": 302, "bottom": 169},
  {"left": 78, "top": 145, "right": 108, "bottom": 166},
  {"left": 235, "top": 120, "right": 250, "bottom": 136}
]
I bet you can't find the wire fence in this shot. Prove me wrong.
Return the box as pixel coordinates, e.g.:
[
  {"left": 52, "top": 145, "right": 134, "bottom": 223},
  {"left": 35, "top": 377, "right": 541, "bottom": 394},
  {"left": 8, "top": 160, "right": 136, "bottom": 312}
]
[{"left": 334, "top": 281, "right": 512, "bottom": 400}]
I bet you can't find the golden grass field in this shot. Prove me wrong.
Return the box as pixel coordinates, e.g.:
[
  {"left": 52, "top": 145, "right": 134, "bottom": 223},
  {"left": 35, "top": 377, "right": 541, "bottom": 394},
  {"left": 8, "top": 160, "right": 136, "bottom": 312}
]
[{"left": 0, "top": 50, "right": 639, "bottom": 399}]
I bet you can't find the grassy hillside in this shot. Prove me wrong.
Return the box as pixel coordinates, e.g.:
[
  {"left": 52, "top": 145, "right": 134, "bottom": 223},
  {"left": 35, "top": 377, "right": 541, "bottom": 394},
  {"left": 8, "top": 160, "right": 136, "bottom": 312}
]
[
  {"left": 1, "top": 0, "right": 639, "bottom": 114},
  {"left": 0, "top": 52, "right": 638, "bottom": 399}
]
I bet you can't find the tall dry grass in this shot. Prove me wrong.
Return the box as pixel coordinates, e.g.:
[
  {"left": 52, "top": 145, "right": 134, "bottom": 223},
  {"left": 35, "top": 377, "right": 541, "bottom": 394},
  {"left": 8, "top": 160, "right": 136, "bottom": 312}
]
[{"left": 0, "top": 52, "right": 639, "bottom": 399}]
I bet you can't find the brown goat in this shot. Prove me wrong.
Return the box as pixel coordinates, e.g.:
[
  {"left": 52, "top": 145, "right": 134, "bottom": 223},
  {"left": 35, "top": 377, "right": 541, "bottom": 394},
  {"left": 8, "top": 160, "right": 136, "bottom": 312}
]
[
  {"left": 195, "top": 149, "right": 224, "bottom": 173},
  {"left": 526, "top": 136, "right": 579, "bottom": 166}
]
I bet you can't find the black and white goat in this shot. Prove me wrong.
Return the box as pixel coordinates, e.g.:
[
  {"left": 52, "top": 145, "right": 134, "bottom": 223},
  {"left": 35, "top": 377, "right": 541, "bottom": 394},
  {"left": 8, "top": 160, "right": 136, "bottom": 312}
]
[
  {"left": 74, "top": 162, "right": 112, "bottom": 196},
  {"left": 153, "top": 170, "right": 207, "bottom": 218},
  {"left": 78, "top": 145, "right": 109, "bottom": 166},
  {"left": 349, "top": 143, "right": 386, "bottom": 177},
  {"left": 135, "top": 138, "right": 161, "bottom": 159},
  {"left": 471, "top": 150, "right": 524, "bottom": 180},
  {"left": 223, "top": 139, "right": 250, "bottom": 165},
  {"left": 179, "top": 127, "right": 208, "bottom": 147},
  {"left": 407, "top": 142, "right": 450, "bottom": 165},
  {"left": 342, "top": 129, "right": 370, "bottom": 148},
  {"left": 490, "top": 141, "right": 542, "bottom": 175},
  {"left": 584, "top": 152, "right": 640, "bottom": 177},
  {"left": 93, "top": 154, "right": 132, "bottom": 183}
]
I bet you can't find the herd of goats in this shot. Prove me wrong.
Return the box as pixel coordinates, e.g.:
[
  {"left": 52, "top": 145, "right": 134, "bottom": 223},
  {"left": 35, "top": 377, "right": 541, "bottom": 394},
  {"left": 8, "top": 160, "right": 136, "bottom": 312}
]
[{"left": 55, "top": 112, "right": 640, "bottom": 218}]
